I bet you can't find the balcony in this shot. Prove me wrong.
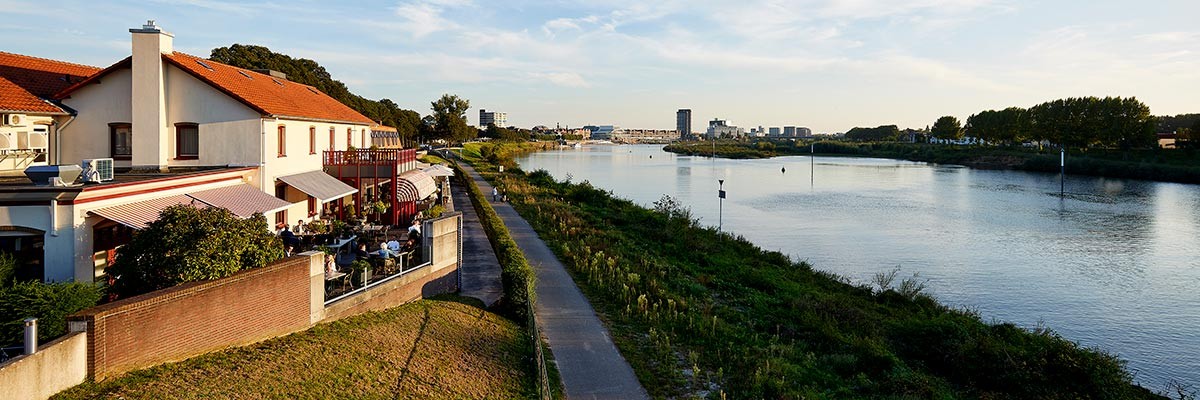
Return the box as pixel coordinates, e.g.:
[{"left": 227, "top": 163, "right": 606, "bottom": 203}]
[{"left": 322, "top": 148, "right": 417, "bottom": 179}]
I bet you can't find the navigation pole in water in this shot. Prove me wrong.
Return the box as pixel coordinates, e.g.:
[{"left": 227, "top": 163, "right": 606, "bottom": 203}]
[
  {"left": 811, "top": 143, "right": 815, "bottom": 186},
  {"left": 1060, "top": 148, "right": 1065, "bottom": 196},
  {"left": 718, "top": 179, "right": 726, "bottom": 232}
]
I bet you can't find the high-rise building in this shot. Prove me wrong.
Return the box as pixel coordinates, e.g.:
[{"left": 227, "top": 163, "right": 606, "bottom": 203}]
[
  {"left": 706, "top": 118, "right": 745, "bottom": 138},
  {"left": 676, "top": 109, "right": 692, "bottom": 140},
  {"left": 784, "top": 126, "right": 796, "bottom": 137},
  {"left": 768, "top": 127, "right": 781, "bottom": 136},
  {"left": 479, "top": 109, "right": 508, "bottom": 128}
]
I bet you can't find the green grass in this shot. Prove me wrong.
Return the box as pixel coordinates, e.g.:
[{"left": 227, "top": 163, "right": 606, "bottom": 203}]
[
  {"left": 463, "top": 147, "right": 1164, "bottom": 399},
  {"left": 54, "top": 297, "right": 537, "bottom": 400},
  {"left": 665, "top": 141, "right": 1200, "bottom": 184}
]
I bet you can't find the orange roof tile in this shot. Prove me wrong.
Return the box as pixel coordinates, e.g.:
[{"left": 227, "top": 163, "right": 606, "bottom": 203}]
[
  {"left": 371, "top": 124, "right": 398, "bottom": 132},
  {"left": 162, "top": 52, "right": 373, "bottom": 125},
  {"left": 0, "top": 76, "right": 65, "bottom": 114},
  {"left": 0, "top": 51, "right": 100, "bottom": 98}
]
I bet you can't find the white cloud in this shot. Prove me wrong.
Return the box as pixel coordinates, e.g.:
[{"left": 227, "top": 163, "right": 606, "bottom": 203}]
[{"left": 529, "top": 71, "right": 591, "bottom": 88}]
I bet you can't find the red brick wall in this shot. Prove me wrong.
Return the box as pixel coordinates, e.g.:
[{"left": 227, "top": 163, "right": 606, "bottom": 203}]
[{"left": 68, "top": 256, "right": 313, "bottom": 380}]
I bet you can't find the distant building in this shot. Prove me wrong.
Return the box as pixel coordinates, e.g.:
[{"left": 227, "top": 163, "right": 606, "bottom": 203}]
[
  {"left": 783, "top": 126, "right": 796, "bottom": 136},
  {"left": 768, "top": 127, "right": 781, "bottom": 136},
  {"left": 479, "top": 109, "right": 507, "bottom": 128},
  {"left": 676, "top": 109, "right": 692, "bottom": 140},
  {"left": 705, "top": 119, "right": 744, "bottom": 139},
  {"left": 585, "top": 125, "right": 618, "bottom": 140},
  {"left": 797, "top": 127, "right": 812, "bottom": 137}
]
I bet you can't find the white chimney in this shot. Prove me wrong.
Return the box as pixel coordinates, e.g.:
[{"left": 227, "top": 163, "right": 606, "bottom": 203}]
[{"left": 129, "top": 20, "right": 173, "bottom": 171}]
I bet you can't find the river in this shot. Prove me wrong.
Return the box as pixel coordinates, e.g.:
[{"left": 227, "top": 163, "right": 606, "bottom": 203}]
[{"left": 515, "top": 144, "right": 1199, "bottom": 388}]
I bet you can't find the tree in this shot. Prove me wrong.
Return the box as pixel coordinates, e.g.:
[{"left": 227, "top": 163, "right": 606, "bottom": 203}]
[
  {"left": 430, "top": 94, "right": 474, "bottom": 144},
  {"left": 107, "top": 205, "right": 283, "bottom": 298},
  {"left": 931, "top": 116, "right": 963, "bottom": 140},
  {"left": 844, "top": 125, "right": 899, "bottom": 141}
]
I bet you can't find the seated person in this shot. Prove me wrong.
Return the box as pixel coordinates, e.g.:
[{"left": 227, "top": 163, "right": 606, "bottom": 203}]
[
  {"left": 377, "top": 242, "right": 400, "bottom": 259},
  {"left": 354, "top": 243, "right": 371, "bottom": 260},
  {"left": 280, "top": 226, "right": 300, "bottom": 248},
  {"left": 324, "top": 254, "right": 339, "bottom": 279},
  {"left": 387, "top": 240, "right": 401, "bottom": 252}
]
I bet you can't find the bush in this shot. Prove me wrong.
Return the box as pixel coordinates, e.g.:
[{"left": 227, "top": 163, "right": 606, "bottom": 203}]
[
  {"left": 0, "top": 280, "right": 101, "bottom": 346},
  {"left": 107, "top": 205, "right": 283, "bottom": 298}
]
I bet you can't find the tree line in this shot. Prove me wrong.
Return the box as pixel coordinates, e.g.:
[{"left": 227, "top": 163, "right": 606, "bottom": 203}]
[
  {"left": 210, "top": 44, "right": 477, "bottom": 145},
  {"left": 934, "top": 97, "right": 1159, "bottom": 149}
]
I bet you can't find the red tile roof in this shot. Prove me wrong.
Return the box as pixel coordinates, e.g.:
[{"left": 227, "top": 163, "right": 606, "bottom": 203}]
[
  {"left": 56, "top": 52, "right": 374, "bottom": 125},
  {"left": 371, "top": 124, "right": 398, "bottom": 132},
  {"left": 162, "top": 52, "right": 373, "bottom": 125},
  {"left": 0, "top": 51, "right": 99, "bottom": 97},
  {"left": 0, "top": 76, "right": 65, "bottom": 114},
  {"left": 0, "top": 51, "right": 100, "bottom": 115}
]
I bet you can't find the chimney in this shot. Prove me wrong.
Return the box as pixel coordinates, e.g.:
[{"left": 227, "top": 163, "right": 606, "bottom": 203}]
[{"left": 129, "top": 20, "right": 173, "bottom": 171}]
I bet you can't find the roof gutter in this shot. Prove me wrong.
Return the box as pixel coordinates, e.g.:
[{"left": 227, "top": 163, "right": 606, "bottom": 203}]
[
  {"left": 55, "top": 113, "right": 77, "bottom": 165},
  {"left": 268, "top": 114, "right": 372, "bottom": 126}
]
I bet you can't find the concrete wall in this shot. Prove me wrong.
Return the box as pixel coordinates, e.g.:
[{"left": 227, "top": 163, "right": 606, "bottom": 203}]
[
  {"left": 59, "top": 68, "right": 134, "bottom": 167},
  {"left": 0, "top": 332, "right": 87, "bottom": 400}
]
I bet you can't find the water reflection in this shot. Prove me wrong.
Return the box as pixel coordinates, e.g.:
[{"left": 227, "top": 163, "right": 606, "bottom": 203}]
[{"left": 517, "top": 144, "right": 1200, "bottom": 388}]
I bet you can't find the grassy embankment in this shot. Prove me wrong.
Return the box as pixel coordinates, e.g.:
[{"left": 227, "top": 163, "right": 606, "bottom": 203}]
[
  {"left": 55, "top": 297, "right": 537, "bottom": 399},
  {"left": 664, "top": 141, "right": 1200, "bottom": 184},
  {"left": 463, "top": 141, "right": 1162, "bottom": 399}
]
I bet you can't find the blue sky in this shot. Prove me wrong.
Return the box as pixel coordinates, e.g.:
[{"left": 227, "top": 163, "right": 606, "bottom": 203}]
[{"left": 4, "top": 0, "right": 1197, "bottom": 132}]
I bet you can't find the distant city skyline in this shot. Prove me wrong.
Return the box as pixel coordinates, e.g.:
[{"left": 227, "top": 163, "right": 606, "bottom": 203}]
[{"left": 4, "top": 0, "right": 1196, "bottom": 133}]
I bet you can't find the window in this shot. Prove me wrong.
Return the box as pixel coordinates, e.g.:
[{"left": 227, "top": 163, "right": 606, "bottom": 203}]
[
  {"left": 175, "top": 123, "right": 198, "bottom": 159},
  {"left": 328, "top": 127, "right": 336, "bottom": 151},
  {"left": 361, "top": 129, "right": 367, "bottom": 148},
  {"left": 346, "top": 128, "right": 353, "bottom": 149},
  {"left": 277, "top": 125, "right": 287, "bottom": 157},
  {"left": 307, "top": 196, "right": 316, "bottom": 216},
  {"left": 309, "top": 126, "right": 317, "bottom": 155},
  {"left": 275, "top": 184, "right": 288, "bottom": 226},
  {"left": 109, "top": 123, "right": 132, "bottom": 160}
]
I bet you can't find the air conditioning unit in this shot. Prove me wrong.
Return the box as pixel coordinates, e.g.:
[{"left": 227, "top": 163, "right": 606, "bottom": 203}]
[
  {"left": 2, "top": 114, "right": 26, "bottom": 126},
  {"left": 81, "top": 158, "right": 114, "bottom": 182}
]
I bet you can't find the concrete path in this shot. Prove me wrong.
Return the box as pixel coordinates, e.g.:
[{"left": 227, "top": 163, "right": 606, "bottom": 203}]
[
  {"left": 451, "top": 173, "right": 503, "bottom": 307},
  {"left": 458, "top": 162, "right": 649, "bottom": 400}
]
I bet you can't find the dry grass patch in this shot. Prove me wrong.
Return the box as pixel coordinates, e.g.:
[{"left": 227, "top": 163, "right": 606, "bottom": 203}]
[{"left": 55, "top": 297, "right": 534, "bottom": 399}]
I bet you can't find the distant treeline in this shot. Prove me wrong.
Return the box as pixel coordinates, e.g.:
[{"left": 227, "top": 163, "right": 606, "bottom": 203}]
[{"left": 845, "top": 97, "right": 1168, "bottom": 150}]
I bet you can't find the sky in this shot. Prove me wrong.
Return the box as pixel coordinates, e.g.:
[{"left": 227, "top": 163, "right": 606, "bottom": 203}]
[{"left": 4, "top": 0, "right": 1197, "bottom": 133}]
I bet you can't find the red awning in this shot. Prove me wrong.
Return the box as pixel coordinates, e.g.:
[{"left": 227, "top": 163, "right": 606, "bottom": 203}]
[{"left": 395, "top": 169, "right": 437, "bottom": 202}]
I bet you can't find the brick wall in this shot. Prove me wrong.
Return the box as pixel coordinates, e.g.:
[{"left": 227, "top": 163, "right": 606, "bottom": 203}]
[
  {"left": 67, "top": 254, "right": 318, "bottom": 380},
  {"left": 322, "top": 261, "right": 458, "bottom": 322}
]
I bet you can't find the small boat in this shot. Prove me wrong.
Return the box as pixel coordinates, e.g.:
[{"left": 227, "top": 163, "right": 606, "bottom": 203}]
[{"left": 572, "top": 143, "right": 582, "bottom": 149}]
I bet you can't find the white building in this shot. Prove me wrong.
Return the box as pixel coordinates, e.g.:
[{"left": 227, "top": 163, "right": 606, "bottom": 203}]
[
  {"left": 705, "top": 119, "right": 744, "bottom": 139},
  {"left": 0, "top": 21, "right": 372, "bottom": 282},
  {"left": 0, "top": 52, "right": 100, "bottom": 175},
  {"left": 479, "top": 109, "right": 507, "bottom": 128}
]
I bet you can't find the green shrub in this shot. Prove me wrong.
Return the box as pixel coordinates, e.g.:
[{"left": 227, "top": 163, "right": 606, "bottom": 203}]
[
  {"left": 0, "top": 280, "right": 101, "bottom": 346},
  {"left": 107, "top": 205, "right": 283, "bottom": 298}
]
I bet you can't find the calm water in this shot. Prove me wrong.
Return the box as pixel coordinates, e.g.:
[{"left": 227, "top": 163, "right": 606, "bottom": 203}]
[{"left": 517, "top": 144, "right": 1200, "bottom": 388}]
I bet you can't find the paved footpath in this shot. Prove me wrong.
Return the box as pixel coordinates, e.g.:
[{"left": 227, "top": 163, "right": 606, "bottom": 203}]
[
  {"left": 450, "top": 172, "right": 503, "bottom": 307},
  {"left": 459, "top": 162, "right": 649, "bottom": 400}
]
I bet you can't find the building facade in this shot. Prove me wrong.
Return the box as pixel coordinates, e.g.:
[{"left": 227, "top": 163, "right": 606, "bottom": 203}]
[
  {"left": 706, "top": 119, "right": 744, "bottom": 139},
  {"left": 676, "top": 109, "right": 692, "bottom": 140},
  {"left": 0, "top": 21, "right": 378, "bottom": 282},
  {"left": 479, "top": 109, "right": 507, "bottom": 128}
]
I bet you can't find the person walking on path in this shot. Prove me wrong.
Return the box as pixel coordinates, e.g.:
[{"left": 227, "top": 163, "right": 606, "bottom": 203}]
[{"left": 492, "top": 186, "right": 499, "bottom": 202}]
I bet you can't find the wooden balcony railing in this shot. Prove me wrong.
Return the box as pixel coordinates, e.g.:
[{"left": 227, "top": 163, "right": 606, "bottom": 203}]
[{"left": 323, "top": 148, "right": 417, "bottom": 167}]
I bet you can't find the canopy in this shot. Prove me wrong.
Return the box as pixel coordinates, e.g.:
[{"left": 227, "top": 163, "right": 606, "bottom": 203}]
[
  {"left": 89, "top": 184, "right": 293, "bottom": 229},
  {"left": 88, "top": 195, "right": 208, "bottom": 229},
  {"left": 396, "top": 169, "right": 437, "bottom": 202},
  {"left": 187, "top": 184, "right": 292, "bottom": 218},
  {"left": 276, "top": 170, "right": 358, "bottom": 203},
  {"left": 425, "top": 164, "right": 455, "bottom": 177}
]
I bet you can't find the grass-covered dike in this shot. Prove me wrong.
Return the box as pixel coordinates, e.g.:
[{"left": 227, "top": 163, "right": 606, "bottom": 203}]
[
  {"left": 54, "top": 297, "right": 537, "bottom": 399},
  {"left": 465, "top": 142, "right": 1167, "bottom": 399}
]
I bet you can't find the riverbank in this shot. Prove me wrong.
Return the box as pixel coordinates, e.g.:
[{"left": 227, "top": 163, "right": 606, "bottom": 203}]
[
  {"left": 663, "top": 141, "right": 1200, "bottom": 184},
  {"left": 463, "top": 142, "right": 1163, "bottom": 399},
  {"left": 54, "top": 298, "right": 537, "bottom": 399}
]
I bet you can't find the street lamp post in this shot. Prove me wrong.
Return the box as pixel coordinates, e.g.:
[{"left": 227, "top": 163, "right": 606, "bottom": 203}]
[{"left": 718, "top": 179, "right": 725, "bottom": 232}]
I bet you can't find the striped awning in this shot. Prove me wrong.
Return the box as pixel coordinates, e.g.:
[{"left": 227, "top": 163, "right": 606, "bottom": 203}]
[
  {"left": 396, "top": 168, "right": 438, "bottom": 202},
  {"left": 276, "top": 170, "right": 358, "bottom": 203},
  {"left": 187, "top": 184, "right": 292, "bottom": 218},
  {"left": 88, "top": 195, "right": 209, "bottom": 229}
]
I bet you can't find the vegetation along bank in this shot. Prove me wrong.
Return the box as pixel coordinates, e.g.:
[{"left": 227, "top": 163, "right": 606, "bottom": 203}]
[{"left": 463, "top": 141, "right": 1163, "bottom": 399}]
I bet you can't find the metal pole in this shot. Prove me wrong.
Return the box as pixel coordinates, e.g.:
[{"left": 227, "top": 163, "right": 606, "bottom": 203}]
[
  {"left": 811, "top": 143, "right": 815, "bottom": 185},
  {"left": 718, "top": 179, "right": 725, "bottom": 232},
  {"left": 23, "top": 318, "right": 37, "bottom": 355},
  {"left": 1060, "top": 148, "right": 1065, "bottom": 196}
]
